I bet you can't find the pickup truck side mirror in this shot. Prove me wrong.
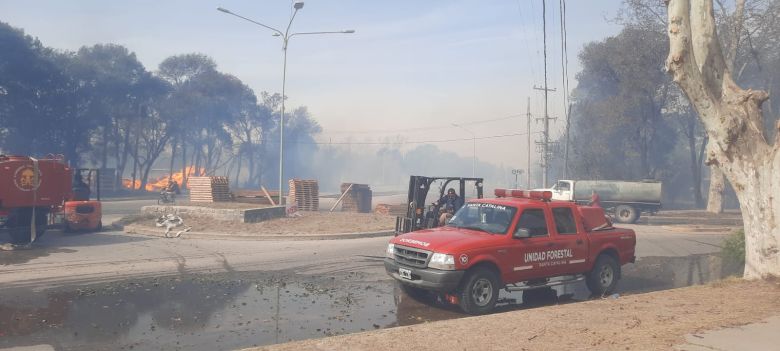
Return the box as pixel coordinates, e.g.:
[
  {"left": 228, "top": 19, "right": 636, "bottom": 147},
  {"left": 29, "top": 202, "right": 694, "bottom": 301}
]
[{"left": 513, "top": 228, "right": 531, "bottom": 239}]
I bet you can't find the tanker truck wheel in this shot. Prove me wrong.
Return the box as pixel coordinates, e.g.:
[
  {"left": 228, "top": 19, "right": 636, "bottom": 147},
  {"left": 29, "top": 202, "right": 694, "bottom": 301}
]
[{"left": 614, "top": 205, "right": 639, "bottom": 224}]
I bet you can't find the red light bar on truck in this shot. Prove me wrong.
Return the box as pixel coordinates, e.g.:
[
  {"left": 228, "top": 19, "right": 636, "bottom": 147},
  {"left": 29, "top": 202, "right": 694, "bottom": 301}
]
[{"left": 494, "top": 189, "right": 552, "bottom": 201}]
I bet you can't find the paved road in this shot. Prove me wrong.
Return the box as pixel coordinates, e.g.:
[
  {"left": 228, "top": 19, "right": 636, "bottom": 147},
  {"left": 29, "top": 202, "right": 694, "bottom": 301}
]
[
  {"left": 0, "top": 200, "right": 736, "bottom": 351},
  {"left": 0, "top": 221, "right": 729, "bottom": 292}
]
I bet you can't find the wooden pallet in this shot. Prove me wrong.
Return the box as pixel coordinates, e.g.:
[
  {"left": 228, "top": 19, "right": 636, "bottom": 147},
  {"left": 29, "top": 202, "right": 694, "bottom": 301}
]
[
  {"left": 189, "top": 176, "right": 231, "bottom": 202},
  {"left": 340, "top": 183, "right": 372, "bottom": 213},
  {"left": 288, "top": 179, "right": 319, "bottom": 211},
  {"left": 233, "top": 189, "right": 284, "bottom": 205}
]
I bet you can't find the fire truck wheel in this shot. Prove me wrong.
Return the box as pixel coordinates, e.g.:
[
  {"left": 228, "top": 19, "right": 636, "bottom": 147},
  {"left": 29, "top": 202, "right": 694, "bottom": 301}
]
[
  {"left": 8, "top": 226, "right": 46, "bottom": 244},
  {"left": 96, "top": 221, "right": 103, "bottom": 232},
  {"left": 586, "top": 254, "right": 619, "bottom": 296},
  {"left": 458, "top": 267, "right": 499, "bottom": 315}
]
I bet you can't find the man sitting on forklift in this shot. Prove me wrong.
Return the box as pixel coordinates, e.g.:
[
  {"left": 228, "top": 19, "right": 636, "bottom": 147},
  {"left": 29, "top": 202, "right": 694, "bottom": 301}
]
[
  {"left": 434, "top": 188, "right": 463, "bottom": 211},
  {"left": 72, "top": 173, "right": 91, "bottom": 201}
]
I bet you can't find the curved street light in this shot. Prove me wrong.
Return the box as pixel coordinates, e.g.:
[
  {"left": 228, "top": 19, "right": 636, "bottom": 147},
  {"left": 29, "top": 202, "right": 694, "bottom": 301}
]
[{"left": 218, "top": 3, "right": 354, "bottom": 204}]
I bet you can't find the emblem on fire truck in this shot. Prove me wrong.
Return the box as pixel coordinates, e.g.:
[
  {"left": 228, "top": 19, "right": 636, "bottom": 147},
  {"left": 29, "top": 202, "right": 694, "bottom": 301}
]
[{"left": 14, "top": 165, "right": 42, "bottom": 191}]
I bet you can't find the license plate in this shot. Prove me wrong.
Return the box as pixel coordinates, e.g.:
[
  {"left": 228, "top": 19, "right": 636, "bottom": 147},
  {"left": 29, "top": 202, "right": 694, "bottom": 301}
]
[{"left": 399, "top": 268, "right": 412, "bottom": 280}]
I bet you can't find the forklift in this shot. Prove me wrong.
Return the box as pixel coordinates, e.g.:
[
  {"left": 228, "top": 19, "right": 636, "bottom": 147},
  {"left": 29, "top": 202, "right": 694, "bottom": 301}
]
[
  {"left": 63, "top": 169, "right": 102, "bottom": 232},
  {"left": 395, "top": 175, "right": 484, "bottom": 235}
]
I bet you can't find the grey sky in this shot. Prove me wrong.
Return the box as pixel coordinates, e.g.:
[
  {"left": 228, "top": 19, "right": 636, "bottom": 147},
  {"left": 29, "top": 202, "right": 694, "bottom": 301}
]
[{"left": 0, "top": 0, "right": 624, "bottom": 166}]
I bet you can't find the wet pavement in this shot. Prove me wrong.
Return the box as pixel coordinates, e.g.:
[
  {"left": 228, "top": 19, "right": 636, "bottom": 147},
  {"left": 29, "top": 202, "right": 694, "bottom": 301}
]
[{"left": 0, "top": 252, "right": 743, "bottom": 351}]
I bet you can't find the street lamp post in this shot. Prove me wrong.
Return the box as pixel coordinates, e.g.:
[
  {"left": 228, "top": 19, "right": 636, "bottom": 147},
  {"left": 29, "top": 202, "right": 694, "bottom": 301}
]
[
  {"left": 511, "top": 169, "right": 524, "bottom": 189},
  {"left": 451, "top": 123, "right": 476, "bottom": 178},
  {"left": 218, "top": 3, "right": 354, "bottom": 204}
]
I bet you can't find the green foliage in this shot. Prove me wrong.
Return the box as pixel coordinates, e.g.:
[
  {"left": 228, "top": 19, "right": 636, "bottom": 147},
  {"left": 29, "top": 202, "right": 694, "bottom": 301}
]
[
  {"left": 569, "top": 27, "right": 678, "bottom": 181},
  {"left": 722, "top": 229, "right": 746, "bottom": 266},
  {"left": 0, "top": 21, "right": 322, "bottom": 190}
]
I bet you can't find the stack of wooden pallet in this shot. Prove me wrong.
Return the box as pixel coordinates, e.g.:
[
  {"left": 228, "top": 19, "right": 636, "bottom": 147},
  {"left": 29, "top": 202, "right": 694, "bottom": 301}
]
[
  {"left": 188, "top": 176, "right": 231, "bottom": 202},
  {"left": 288, "top": 179, "right": 319, "bottom": 211},
  {"left": 340, "top": 183, "right": 372, "bottom": 213}
]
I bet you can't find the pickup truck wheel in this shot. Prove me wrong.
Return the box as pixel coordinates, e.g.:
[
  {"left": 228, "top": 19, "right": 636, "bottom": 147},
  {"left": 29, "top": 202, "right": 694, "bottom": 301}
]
[
  {"left": 586, "top": 255, "right": 620, "bottom": 296},
  {"left": 614, "top": 205, "right": 639, "bottom": 224},
  {"left": 458, "top": 267, "right": 500, "bottom": 315}
]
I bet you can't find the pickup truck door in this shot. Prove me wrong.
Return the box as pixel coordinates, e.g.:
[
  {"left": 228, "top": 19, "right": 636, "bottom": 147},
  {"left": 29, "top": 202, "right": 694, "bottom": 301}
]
[
  {"left": 549, "top": 205, "right": 590, "bottom": 274},
  {"left": 507, "top": 207, "right": 556, "bottom": 281}
]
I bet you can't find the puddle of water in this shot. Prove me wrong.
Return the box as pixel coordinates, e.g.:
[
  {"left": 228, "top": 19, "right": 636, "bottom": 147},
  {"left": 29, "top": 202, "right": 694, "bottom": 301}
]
[
  {"left": 0, "top": 253, "right": 742, "bottom": 350},
  {"left": 0, "top": 272, "right": 397, "bottom": 351}
]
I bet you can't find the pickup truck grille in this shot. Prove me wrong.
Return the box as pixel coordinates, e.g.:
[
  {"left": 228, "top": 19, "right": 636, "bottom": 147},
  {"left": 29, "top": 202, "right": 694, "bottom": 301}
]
[{"left": 394, "top": 245, "right": 431, "bottom": 268}]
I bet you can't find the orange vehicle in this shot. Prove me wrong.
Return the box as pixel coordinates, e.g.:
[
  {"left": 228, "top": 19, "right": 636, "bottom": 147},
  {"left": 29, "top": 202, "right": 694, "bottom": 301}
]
[{"left": 63, "top": 169, "right": 102, "bottom": 232}]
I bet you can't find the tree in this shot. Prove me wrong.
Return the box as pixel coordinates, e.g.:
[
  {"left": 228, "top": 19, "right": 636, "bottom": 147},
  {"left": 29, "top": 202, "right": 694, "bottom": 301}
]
[
  {"left": 569, "top": 27, "right": 678, "bottom": 181},
  {"left": 666, "top": 0, "right": 779, "bottom": 277}
]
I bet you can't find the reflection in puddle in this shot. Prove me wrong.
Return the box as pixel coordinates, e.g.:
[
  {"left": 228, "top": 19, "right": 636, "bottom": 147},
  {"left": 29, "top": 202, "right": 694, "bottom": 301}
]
[
  {"left": 0, "top": 272, "right": 397, "bottom": 350},
  {"left": 0, "top": 254, "right": 742, "bottom": 350}
]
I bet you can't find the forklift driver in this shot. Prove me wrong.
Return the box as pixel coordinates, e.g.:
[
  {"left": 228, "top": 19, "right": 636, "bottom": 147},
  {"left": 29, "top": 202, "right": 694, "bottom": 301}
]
[
  {"left": 434, "top": 188, "right": 463, "bottom": 212},
  {"left": 72, "top": 173, "right": 91, "bottom": 201}
]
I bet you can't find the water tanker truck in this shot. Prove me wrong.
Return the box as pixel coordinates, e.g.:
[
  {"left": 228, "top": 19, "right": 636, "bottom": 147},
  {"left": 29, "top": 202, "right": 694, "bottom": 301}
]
[
  {"left": 0, "top": 155, "right": 101, "bottom": 244},
  {"left": 540, "top": 179, "right": 662, "bottom": 224}
]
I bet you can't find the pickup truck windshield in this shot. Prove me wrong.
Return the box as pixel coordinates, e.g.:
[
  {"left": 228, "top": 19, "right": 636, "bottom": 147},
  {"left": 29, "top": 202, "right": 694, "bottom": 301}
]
[{"left": 447, "top": 202, "right": 517, "bottom": 234}]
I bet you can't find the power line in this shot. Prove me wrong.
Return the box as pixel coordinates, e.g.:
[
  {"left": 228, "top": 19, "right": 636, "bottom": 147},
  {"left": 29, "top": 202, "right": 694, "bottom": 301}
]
[
  {"left": 560, "top": 0, "right": 571, "bottom": 179},
  {"left": 516, "top": 0, "right": 541, "bottom": 84},
  {"left": 560, "top": 0, "right": 570, "bottom": 109},
  {"left": 274, "top": 131, "right": 544, "bottom": 146},
  {"left": 537, "top": 0, "right": 555, "bottom": 188},
  {"left": 319, "top": 113, "right": 542, "bottom": 135}
]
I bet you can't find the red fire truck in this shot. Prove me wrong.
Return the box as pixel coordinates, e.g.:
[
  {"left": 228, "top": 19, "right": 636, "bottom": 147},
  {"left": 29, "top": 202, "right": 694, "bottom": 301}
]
[
  {"left": 384, "top": 189, "right": 636, "bottom": 314},
  {"left": 0, "top": 155, "right": 102, "bottom": 244}
]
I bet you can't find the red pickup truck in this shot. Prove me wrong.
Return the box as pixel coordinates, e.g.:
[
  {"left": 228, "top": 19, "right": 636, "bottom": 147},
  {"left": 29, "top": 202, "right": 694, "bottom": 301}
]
[{"left": 384, "top": 189, "right": 636, "bottom": 314}]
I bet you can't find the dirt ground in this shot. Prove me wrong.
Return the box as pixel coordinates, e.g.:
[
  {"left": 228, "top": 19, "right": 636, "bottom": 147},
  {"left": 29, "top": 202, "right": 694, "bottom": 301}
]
[
  {"left": 129, "top": 211, "right": 395, "bottom": 235},
  {"left": 248, "top": 278, "right": 780, "bottom": 351},
  {"left": 169, "top": 201, "right": 273, "bottom": 209}
]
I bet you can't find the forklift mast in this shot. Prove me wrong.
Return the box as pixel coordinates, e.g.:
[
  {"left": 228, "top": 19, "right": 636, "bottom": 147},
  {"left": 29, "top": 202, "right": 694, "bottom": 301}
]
[{"left": 396, "top": 175, "right": 484, "bottom": 235}]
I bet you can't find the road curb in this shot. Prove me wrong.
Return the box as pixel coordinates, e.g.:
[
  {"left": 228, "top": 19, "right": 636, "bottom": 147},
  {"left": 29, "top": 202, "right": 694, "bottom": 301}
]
[{"left": 123, "top": 224, "right": 393, "bottom": 241}]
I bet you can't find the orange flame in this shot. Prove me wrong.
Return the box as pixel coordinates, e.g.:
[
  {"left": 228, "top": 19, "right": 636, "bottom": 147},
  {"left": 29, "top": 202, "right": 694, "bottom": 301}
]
[{"left": 122, "top": 166, "right": 205, "bottom": 192}]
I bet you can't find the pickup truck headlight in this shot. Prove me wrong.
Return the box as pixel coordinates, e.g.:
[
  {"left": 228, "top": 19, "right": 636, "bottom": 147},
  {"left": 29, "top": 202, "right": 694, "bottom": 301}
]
[
  {"left": 428, "top": 253, "right": 456, "bottom": 270},
  {"left": 386, "top": 243, "right": 395, "bottom": 258}
]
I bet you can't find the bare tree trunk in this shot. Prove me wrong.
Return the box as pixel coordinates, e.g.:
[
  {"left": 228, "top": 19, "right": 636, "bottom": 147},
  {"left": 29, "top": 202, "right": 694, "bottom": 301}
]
[
  {"left": 101, "top": 125, "right": 109, "bottom": 169},
  {"left": 687, "top": 117, "right": 705, "bottom": 207},
  {"left": 706, "top": 165, "right": 725, "bottom": 213},
  {"left": 234, "top": 154, "right": 242, "bottom": 188},
  {"left": 667, "top": 0, "right": 780, "bottom": 278},
  {"left": 131, "top": 131, "right": 140, "bottom": 190},
  {"left": 180, "top": 142, "right": 188, "bottom": 188},
  {"left": 168, "top": 138, "right": 177, "bottom": 180}
]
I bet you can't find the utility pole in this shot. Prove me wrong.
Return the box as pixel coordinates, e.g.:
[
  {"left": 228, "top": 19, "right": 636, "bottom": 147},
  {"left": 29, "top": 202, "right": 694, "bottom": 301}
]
[
  {"left": 526, "top": 97, "right": 532, "bottom": 189},
  {"left": 534, "top": 0, "right": 557, "bottom": 188},
  {"left": 563, "top": 103, "right": 572, "bottom": 179}
]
